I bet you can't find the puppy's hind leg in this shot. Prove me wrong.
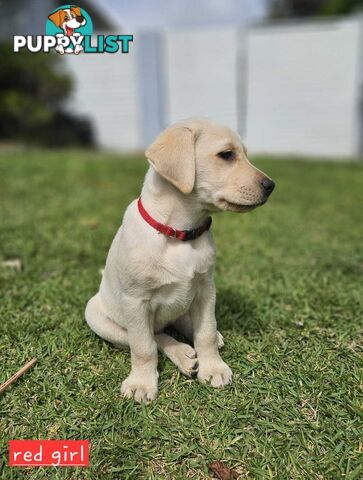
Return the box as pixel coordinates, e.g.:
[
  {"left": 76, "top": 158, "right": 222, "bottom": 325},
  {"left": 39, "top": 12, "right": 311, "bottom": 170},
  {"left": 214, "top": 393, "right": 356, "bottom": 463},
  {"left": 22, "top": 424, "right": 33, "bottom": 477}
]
[
  {"left": 173, "top": 314, "right": 225, "bottom": 349},
  {"left": 155, "top": 333, "right": 198, "bottom": 378},
  {"left": 85, "top": 294, "right": 128, "bottom": 348}
]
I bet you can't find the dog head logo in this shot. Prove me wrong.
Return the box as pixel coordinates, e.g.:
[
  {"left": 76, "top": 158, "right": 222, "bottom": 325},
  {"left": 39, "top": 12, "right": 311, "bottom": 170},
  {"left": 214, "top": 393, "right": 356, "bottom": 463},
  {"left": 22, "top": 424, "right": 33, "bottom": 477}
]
[
  {"left": 46, "top": 5, "right": 93, "bottom": 54},
  {"left": 48, "top": 6, "right": 86, "bottom": 36}
]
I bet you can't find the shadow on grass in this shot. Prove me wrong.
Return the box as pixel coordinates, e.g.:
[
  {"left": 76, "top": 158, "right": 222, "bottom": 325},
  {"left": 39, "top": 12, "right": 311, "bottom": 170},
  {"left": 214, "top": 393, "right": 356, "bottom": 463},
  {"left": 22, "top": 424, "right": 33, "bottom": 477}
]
[{"left": 216, "top": 287, "right": 266, "bottom": 334}]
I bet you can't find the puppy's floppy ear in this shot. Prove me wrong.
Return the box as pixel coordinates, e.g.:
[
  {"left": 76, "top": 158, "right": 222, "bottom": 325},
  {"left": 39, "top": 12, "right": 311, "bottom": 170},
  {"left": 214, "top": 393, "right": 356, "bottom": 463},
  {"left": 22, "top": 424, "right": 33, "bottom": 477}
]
[
  {"left": 145, "top": 125, "right": 196, "bottom": 194},
  {"left": 48, "top": 10, "right": 62, "bottom": 27},
  {"left": 71, "top": 6, "right": 82, "bottom": 16}
]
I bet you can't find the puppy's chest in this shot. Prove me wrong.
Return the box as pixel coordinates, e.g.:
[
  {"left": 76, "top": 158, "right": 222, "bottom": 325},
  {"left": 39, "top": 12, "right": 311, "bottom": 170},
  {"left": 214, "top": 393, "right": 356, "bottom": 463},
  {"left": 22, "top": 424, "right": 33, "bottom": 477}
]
[
  {"left": 154, "top": 241, "right": 215, "bottom": 286},
  {"left": 149, "top": 243, "right": 215, "bottom": 327}
]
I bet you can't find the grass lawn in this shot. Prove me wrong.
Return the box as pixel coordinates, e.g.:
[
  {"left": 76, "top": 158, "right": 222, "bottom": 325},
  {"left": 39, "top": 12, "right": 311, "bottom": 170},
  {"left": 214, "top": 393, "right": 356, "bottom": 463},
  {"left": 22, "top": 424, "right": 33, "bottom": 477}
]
[{"left": 0, "top": 149, "right": 362, "bottom": 479}]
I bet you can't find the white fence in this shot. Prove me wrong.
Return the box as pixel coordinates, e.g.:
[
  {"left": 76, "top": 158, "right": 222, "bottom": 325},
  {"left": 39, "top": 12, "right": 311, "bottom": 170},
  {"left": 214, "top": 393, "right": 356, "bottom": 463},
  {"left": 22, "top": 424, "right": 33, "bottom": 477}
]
[
  {"left": 164, "top": 28, "right": 240, "bottom": 131},
  {"left": 246, "top": 17, "right": 362, "bottom": 158},
  {"left": 65, "top": 44, "right": 141, "bottom": 150}
]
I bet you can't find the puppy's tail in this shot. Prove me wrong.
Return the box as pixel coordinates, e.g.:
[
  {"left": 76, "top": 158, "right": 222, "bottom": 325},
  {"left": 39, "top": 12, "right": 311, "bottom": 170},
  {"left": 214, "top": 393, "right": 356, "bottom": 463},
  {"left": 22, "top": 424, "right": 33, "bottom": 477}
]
[{"left": 85, "top": 294, "right": 128, "bottom": 348}]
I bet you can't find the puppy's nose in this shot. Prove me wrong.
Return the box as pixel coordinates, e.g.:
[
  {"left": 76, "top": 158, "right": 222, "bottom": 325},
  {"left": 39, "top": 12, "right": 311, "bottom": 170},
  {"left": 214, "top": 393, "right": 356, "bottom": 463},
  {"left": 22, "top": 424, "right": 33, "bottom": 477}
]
[
  {"left": 261, "top": 177, "right": 275, "bottom": 196},
  {"left": 76, "top": 15, "right": 84, "bottom": 22}
]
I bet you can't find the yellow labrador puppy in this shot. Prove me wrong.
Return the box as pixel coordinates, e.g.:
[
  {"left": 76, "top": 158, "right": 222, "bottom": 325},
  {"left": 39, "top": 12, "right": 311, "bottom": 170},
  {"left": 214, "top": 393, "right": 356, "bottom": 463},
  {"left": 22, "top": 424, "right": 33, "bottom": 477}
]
[{"left": 85, "top": 118, "right": 275, "bottom": 403}]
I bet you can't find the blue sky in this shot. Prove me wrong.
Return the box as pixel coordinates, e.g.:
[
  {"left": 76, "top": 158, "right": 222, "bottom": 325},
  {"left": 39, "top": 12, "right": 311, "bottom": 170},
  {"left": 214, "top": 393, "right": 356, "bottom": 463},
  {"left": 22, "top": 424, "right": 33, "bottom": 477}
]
[{"left": 104, "top": 0, "right": 268, "bottom": 30}]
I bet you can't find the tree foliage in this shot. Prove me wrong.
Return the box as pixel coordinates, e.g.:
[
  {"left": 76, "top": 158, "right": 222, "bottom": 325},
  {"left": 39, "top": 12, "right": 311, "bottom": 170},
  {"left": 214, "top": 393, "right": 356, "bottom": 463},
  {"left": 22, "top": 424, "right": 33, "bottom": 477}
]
[
  {"left": 269, "top": 0, "right": 362, "bottom": 18},
  {"left": 0, "top": 44, "right": 93, "bottom": 146}
]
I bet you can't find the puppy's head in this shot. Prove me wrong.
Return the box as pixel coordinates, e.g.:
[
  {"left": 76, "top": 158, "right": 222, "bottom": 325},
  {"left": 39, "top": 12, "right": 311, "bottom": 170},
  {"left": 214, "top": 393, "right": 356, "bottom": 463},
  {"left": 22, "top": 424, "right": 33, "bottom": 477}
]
[
  {"left": 145, "top": 118, "right": 275, "bottom": 213},
  {"left": 48, "top": 6, "right": 86, "bottom": 34}
]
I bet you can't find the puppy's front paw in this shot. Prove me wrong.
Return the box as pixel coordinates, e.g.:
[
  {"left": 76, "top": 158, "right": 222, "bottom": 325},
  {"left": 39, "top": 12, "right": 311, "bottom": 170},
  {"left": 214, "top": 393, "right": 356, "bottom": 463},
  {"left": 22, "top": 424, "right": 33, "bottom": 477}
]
[
  {"left": 198, "top": 359, "right": 232, "bottom": 388},
  {"left": 121, "top": 373, "right": 158, "bottom": 403}
]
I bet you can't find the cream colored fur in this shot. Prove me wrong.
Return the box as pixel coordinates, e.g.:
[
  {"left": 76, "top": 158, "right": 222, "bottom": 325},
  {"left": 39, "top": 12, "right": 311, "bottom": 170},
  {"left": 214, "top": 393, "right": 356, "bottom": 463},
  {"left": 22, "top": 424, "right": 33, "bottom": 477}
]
[{"left": 85, "top": 117, "right": 274, "bottom": 403}]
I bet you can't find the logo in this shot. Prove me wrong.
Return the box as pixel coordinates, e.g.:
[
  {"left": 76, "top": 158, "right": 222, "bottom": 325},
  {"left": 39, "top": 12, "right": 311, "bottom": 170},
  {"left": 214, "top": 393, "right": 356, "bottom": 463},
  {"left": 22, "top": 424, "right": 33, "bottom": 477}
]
[
  {"left": 9, "top": 440, "right": 89, "bottom": 467},
  {"left": 13, "top": 5, "right": 133, "bottom": 55},
  {"left": 46, "top": 5, "right": 92, "bottom": 54}
]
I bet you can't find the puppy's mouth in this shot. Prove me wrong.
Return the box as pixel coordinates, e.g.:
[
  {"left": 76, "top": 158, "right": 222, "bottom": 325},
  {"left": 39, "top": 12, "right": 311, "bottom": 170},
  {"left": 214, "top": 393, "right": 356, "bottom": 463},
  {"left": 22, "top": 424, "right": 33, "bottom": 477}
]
[
  {"left": 219, "top": 198, "right": 267, "bottom": 212},
  {"left": 66, "top": 26, "right": 74, "bottom": 36}
]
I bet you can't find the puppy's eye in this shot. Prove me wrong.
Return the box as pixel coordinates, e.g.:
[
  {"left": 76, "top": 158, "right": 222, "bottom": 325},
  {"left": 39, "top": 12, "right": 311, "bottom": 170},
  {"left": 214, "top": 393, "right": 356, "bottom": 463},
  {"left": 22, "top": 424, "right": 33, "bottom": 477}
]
[
  {"left": 217, "top": 150, "right": 233, "bottom": 160},
  {"left": 64, "top": 15, "right": 69, "bottom": 20}
]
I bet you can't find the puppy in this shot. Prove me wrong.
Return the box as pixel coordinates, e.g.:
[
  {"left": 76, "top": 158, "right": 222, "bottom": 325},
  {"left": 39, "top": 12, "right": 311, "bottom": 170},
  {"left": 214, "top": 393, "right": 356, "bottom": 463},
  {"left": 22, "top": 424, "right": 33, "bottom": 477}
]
[
  {"left": 85, "top": 118, "right": 275, "bottom": 403},
  {"left": 48, "top": 6, "right": 86, "bottom": 54}
]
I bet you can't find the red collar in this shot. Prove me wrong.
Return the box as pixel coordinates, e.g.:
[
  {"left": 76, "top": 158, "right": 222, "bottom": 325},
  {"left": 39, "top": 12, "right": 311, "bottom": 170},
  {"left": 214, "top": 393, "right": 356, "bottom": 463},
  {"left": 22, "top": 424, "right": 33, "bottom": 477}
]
[{"left": 137, "top": 197, "right": 212, "bottom": 241}]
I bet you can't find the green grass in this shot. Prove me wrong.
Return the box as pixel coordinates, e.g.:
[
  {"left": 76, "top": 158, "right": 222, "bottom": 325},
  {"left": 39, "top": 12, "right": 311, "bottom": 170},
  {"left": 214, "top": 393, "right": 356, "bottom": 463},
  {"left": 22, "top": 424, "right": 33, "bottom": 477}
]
[{"left": 0, "top": 149, "right": 362, "bottom": 479}]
